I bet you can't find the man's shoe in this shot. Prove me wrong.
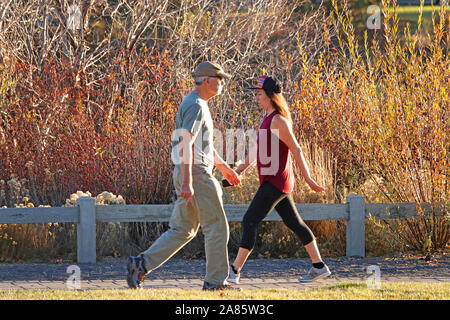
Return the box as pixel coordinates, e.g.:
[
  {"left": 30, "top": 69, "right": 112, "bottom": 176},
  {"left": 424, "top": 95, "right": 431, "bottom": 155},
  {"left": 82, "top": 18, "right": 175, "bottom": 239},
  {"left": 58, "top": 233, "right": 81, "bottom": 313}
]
[
  {"left": 202, "top": 281, "right": 242, "bottom": 291},
  {"left": 298, "top": 264, "right": 331, "bottom": 283},
  {"left": 126, "top": 255, "right": 148, "bottom": 289},
  {"left": 227, "top": 264, "right": 240, "bottom": 284}
]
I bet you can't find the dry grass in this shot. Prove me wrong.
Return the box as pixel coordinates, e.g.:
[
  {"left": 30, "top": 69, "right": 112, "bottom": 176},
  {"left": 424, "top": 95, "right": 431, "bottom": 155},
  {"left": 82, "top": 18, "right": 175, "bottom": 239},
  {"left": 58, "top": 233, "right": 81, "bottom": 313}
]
[{"left": 0, "top": 282, "right": 448, "bottom": 300}]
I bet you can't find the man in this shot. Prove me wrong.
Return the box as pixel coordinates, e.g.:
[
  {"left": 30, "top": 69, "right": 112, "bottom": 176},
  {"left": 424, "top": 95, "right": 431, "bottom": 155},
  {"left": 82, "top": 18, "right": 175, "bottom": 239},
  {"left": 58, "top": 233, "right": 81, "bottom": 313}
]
[{"left": 127, "top": 61, "right": 241, "bottom": 290}]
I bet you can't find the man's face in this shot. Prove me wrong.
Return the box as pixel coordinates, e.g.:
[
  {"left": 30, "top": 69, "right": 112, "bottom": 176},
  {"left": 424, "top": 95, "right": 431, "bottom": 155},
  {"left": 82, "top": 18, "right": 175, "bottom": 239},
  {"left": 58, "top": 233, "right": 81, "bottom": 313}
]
[{"left": 206, "top": 76, "right": 225, "bottom": 96}]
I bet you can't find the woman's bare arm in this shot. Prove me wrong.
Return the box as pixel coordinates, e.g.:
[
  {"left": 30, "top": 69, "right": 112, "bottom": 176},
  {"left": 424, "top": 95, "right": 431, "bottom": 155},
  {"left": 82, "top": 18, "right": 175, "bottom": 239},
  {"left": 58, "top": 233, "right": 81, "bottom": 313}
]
[{"left": 270, "top": 115, "right": 324, "bottom": 192}]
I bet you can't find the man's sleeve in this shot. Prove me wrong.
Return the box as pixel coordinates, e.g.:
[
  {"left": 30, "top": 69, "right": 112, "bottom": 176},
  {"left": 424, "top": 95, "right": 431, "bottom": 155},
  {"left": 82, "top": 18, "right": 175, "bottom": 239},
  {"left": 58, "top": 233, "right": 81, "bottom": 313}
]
[{"left": 181, "top": 103, "right": 203, "bottom": 138}]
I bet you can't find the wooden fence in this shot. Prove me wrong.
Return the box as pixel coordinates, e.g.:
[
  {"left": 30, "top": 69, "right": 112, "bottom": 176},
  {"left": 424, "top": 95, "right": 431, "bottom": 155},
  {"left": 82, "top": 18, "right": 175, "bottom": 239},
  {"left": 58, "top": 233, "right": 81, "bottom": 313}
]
[{"left": 0, "top": 194, "right": 445, "bottom": 263}]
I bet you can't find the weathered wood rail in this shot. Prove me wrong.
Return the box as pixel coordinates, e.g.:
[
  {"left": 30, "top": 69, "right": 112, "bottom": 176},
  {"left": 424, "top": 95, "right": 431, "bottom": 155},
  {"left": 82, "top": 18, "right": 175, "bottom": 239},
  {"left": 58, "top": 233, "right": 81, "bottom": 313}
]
[{"left": 0, "top": 194, "right": 446, "bottom": 263}]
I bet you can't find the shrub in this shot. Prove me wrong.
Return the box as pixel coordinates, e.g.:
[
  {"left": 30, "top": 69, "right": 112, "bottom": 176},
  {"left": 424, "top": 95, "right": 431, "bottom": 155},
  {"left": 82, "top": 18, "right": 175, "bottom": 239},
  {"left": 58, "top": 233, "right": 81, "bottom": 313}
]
[{"left": 289, "top": 0, "right": 449, "bottom": 253}]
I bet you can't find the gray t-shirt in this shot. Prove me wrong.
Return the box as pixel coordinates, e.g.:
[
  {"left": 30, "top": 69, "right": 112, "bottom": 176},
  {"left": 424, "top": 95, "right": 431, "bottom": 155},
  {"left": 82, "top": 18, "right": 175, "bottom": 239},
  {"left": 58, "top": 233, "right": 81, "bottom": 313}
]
[{"left": 171, "top": 91, "right": 214, "bottom": 175}]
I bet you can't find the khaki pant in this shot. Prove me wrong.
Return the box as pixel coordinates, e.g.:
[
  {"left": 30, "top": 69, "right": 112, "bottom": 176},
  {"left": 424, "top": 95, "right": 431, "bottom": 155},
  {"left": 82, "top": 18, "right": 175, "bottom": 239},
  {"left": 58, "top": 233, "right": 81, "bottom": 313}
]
[{"left": 140, "top": 166, "right": 230, "bottom": 285}]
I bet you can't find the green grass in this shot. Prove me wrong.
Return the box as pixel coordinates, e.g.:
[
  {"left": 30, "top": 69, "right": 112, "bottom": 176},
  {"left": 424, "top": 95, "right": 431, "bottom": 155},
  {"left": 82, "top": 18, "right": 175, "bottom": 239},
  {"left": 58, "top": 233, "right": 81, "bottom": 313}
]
[
  {"left": 396, "top": 5, "right": 450, "bottom": 30},
  {"left": 0, "top": 282, "right": 448, "bottom": 300}
]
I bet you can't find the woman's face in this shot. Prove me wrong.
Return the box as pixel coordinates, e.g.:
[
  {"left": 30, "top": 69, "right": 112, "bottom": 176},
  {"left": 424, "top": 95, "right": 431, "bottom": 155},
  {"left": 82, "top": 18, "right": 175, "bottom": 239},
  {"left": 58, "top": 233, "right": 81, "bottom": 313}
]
[{"left": 255, "top": 89, "right": 272, "bottom": 112}]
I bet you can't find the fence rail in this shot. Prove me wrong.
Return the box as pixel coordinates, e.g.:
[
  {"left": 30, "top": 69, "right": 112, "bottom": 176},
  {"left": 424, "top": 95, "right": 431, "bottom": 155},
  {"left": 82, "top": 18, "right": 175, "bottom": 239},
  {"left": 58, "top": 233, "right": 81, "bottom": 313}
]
[{"left": 0, "top": 194, "right": 446, "bottom": 263}]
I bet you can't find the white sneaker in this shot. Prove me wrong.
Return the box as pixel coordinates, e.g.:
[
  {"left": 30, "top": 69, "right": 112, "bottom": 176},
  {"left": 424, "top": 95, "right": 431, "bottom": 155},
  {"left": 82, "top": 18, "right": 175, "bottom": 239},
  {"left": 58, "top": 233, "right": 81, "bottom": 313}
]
[
  {"left": 298, "top": 265, "right": 331, "bottom": 283},
  {"left": 228, "top": 264, "right": 240, "bottom": 284}
]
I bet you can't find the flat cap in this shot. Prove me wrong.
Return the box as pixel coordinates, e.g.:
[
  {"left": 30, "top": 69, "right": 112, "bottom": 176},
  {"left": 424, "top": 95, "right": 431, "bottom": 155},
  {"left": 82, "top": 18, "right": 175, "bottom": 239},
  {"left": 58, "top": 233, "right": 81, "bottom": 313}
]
[{"left": 192, "top": 61, "right": 231, "bottom": 79}]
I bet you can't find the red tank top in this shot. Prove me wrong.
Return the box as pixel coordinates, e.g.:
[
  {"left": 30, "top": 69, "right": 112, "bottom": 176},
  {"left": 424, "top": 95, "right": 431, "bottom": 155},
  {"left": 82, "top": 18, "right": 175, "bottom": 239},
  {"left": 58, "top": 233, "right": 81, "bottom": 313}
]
[{"left": 256, "top": 111, "right": 294, "bottom": 194}]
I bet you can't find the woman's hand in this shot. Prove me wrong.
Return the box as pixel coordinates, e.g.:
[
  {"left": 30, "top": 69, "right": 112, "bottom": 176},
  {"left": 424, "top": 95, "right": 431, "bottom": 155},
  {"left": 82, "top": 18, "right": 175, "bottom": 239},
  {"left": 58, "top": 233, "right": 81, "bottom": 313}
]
[
  {"left": 222, "top": 167, "right": 241, "bottom": 186},
  {"left": 306, "top": 177, "right": 325, "bottom": 193},
  {"left": 214, "top": 149, "right": 242, "bottom": 187}
]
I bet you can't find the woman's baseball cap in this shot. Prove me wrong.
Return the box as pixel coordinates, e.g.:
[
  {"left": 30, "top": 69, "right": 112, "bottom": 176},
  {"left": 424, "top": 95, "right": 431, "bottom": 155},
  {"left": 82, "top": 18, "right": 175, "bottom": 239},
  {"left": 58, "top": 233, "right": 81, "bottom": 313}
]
[{"left": 246, "top": 75, "right": 281, "bottom": 97}]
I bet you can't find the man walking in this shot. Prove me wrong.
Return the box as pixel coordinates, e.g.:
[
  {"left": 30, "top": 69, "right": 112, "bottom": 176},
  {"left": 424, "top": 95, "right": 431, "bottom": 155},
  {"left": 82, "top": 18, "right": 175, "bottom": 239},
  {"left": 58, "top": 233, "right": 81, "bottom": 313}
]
[{"left": 127, "top": 61, "right": 241, "bottom": 290}]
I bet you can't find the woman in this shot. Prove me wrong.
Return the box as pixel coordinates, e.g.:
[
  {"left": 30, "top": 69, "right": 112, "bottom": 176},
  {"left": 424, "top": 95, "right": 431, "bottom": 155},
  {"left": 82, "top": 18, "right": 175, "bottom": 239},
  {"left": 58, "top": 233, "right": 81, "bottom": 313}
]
[{"left": 227, "top": 75, "right": 331, "bottom": 284}]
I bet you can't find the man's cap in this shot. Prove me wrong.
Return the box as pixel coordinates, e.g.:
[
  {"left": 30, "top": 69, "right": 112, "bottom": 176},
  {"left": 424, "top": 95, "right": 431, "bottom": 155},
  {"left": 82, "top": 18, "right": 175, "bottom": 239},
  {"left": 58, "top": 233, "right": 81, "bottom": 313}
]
[
  {"left": 246, "top": 75, "right": 281, "bottom": 96},
  {"left": 192, "top": 61, "right": 231, "bottom": 79}
]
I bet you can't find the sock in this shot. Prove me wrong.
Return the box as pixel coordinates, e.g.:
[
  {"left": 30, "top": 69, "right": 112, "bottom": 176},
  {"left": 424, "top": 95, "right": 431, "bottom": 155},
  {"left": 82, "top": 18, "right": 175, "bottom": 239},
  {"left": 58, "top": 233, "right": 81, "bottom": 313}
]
[
  {"left": 231, "top": 265, "right": 240, "bottom": 274},
  {"left": 313, "top": 262, "right": 324, "bottom": 269}
]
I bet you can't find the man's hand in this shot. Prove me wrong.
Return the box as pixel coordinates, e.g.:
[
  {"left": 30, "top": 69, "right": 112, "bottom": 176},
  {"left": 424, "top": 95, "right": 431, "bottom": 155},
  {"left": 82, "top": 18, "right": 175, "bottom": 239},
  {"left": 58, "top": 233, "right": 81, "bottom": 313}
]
[
  {"left": 213, "top": 149, "right": 242, "bottom": 187},
  {"left": 180, "top": 182, "right": 194, "bottom": 203},
  {"left": 222, "top": 167, "right": 241, "bottom": 187}
]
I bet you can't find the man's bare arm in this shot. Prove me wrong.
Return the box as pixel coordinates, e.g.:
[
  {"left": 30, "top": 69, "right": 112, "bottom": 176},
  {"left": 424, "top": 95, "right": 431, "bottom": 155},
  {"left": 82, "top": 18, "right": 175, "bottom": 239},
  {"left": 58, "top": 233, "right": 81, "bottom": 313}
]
[{"left": 178, "top": 130, "right": 196, "bottom": 202}]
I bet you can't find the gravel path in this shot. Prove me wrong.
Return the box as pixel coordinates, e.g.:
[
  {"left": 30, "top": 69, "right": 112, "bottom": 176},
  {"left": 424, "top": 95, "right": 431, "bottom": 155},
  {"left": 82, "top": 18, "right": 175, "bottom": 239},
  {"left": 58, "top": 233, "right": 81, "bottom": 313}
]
[{"left": 0, "top": 255, "right": 448, "bottom": 290}]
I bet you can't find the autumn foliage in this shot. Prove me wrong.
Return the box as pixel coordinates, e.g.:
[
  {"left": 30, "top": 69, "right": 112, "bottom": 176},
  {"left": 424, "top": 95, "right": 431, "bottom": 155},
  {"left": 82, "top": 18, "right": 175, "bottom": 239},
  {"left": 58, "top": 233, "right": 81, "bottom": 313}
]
[
  {"left": 289, "top": 0, "right": 449, "bottom": 252},
  {"left": 0, "top": 49, "right": 179, "bottom": 206}
]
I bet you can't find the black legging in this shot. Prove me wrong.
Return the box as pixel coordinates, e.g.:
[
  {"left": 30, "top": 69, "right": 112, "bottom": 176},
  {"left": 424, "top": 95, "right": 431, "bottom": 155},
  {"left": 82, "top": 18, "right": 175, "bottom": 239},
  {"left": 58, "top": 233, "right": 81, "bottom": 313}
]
[{"left": 240, "top": 181, "right": 315, "bottom": 250}]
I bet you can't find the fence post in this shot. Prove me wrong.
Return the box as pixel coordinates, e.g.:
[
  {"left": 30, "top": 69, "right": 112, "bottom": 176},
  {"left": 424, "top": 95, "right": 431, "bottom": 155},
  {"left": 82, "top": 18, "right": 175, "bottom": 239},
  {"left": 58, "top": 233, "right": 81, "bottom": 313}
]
[
  {"left": 76, "top": 196, "right": 96, "bottom": 263},
  {"left": 346, "top": 194, "right": 365, "bottom": 257}
]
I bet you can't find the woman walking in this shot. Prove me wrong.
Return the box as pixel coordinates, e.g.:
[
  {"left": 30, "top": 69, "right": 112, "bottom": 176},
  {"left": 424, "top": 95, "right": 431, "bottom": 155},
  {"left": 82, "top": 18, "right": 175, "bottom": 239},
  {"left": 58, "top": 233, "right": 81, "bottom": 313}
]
[{"left": 227, "top": 75, "right": 331, "bottom": 284}]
